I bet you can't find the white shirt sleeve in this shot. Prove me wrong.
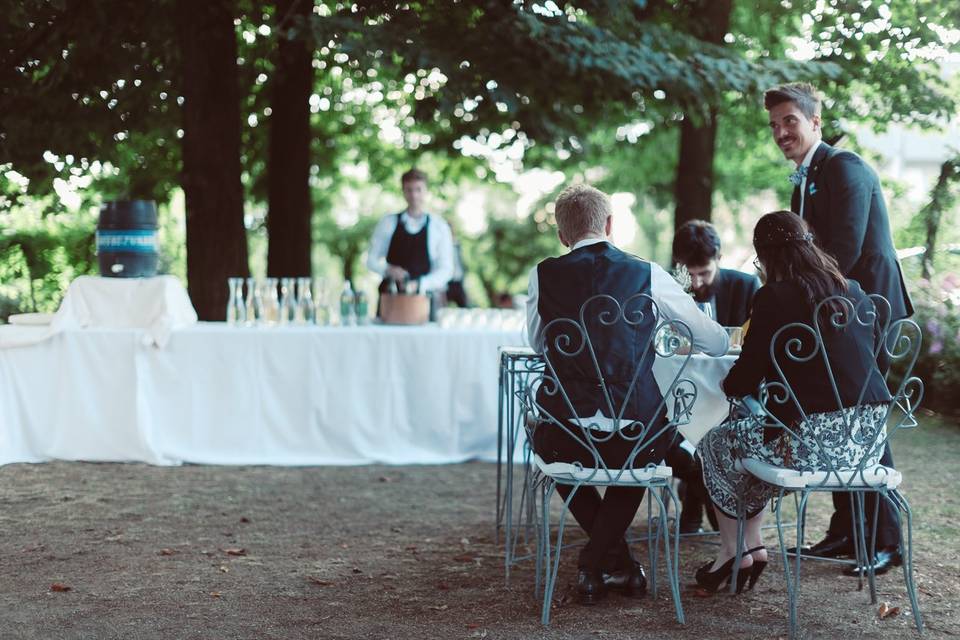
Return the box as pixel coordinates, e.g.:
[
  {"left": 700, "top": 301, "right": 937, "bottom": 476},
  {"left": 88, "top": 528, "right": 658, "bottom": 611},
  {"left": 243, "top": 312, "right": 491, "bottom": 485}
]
[
  {"left": 525, "top": 264, "right": 544, "bottom": 352},
  {"left": 366, "top": 214, "right": 397, "bottom": 278},
  {"left": 650, "top": 262, "right": 729, "bottom": 356},
  {"left": 419, "top": 216, "right": 455, "bottom": 293}
]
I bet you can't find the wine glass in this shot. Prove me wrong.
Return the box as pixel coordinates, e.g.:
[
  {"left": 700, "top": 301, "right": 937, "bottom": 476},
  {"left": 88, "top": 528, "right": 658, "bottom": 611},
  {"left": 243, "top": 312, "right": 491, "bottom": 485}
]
[{"left": 697, "top": 301, "right": 715, "bottom": 321}]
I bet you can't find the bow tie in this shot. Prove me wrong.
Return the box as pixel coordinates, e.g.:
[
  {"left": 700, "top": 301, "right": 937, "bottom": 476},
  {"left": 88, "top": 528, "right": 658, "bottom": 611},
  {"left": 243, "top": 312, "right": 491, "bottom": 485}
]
[{"left": 788, "top": 165, "right": 808, "bottom": 187}]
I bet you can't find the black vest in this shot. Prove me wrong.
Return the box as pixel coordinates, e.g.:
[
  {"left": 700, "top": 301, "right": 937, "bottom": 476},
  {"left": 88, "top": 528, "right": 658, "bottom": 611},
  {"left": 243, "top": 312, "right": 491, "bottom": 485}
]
[
  {"left": 385, "top": 214, "right": 431, "bottom": 279},
  {"left": 536, "top": 243, "right": 666, "bottom": 430}
]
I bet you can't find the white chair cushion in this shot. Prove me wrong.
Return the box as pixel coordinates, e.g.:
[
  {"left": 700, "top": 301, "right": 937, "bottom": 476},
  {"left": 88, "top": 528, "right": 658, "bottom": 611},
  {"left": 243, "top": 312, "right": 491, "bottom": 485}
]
[
  {"left": 740, "top": 458, "right": 902, "bottom": 490},
  {"left": 532, "top": 453, "right": 673, "bottom": 486}
]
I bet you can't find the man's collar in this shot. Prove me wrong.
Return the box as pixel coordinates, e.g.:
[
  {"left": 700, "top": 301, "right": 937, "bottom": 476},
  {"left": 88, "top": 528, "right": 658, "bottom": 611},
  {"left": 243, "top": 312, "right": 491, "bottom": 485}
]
[
  {"left": 571, "top": 237, "right": 610, "bottom": 251},
  {"left": 799, "top": 141, "right": 822, "bottom": 169}
]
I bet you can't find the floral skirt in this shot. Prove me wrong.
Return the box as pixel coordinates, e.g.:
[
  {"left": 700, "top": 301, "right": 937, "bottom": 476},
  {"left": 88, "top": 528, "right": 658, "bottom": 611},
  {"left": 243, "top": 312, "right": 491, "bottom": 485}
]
[{"left": 698, "top": 403, "right": 888, "bottom": 519}]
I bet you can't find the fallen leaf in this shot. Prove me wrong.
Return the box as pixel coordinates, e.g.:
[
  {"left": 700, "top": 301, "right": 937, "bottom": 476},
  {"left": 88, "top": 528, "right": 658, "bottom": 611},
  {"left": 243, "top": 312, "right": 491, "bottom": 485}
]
[
  {"left": 340, "top": 543, "right": 350, "bottom": 549},
  {"left": 465, "top": 624, "right": 480, "bottom": 629},
  {"left": 436, "top": 582, "right": 450, "bottom": 590},
  {"left": 459, "top": 537, "right": 470, "bottom": 546},
  {"left": 378, "top": 476, "right": 392, "bottom": 483},
  {"left": 691, "top": 587, "right": 713, "bottom": 598},
  {"left": 307, "top": 576, "right": 333, "bottom": 586},
  {"left": 219, "top": 565, "right": 229, "bottom": 573},
  {"left": 158, "top": 548, "right": 177, "bottom": 556},
  {"left": 428, "top": 604, "right": 448, "bottom": 611},
  {"left": 239, "top": 517, "right": 250, "bottom": 523},
  {"left": 50, "top": 583, "right": 71, "bottom": 592},
  {"left": 351, "top": 567, "right": 363, "bottom": 574},
  {"left": 210, "top": 591, "right": 221, "bottom": 598},
  {"left": 223, "top": 548, "right": 246, "bottom": 556},
  {"left": 452, "top": 554, "right": 475, "bottom": 563},
  {"left": 878, "top": 602, "right": 901, "bottom": 619}
]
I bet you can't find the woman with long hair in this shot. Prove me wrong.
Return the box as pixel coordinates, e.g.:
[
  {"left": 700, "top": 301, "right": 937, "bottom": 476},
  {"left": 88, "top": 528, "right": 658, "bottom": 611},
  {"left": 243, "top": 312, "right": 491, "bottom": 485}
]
[{"left": 694, "top": 211, "right": 892, "bottom": 592}]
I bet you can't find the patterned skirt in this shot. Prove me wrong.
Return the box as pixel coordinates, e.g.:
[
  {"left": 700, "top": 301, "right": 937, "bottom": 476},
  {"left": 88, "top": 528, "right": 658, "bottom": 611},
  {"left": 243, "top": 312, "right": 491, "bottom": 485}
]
[{"left": 698, "top": 403, "right": 889, "bottom": 519}]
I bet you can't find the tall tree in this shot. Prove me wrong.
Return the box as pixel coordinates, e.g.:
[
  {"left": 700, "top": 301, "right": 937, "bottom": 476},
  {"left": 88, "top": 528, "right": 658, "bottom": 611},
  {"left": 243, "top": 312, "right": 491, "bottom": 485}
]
[
  {"left": 266, "top": 0, "right": 314, "bottom": 278},
  {"left": 176, "top": 0, "right": 249, "bottom": 319},
  {"left": 671, "top": 0, "right": 732, "bottom": 237}
]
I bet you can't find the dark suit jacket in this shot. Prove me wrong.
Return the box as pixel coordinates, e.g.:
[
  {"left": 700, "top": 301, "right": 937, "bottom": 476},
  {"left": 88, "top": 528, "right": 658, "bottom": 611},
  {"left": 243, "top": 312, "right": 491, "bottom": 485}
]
[
  {"left": 791, "top": 142, "right": 913, "bottom": 320},
  {"left": 723, "top": 279, "right": 892, "bottom": 429},
  {"left": 712, "top": 268, "right": 760, "bottom": 327}
]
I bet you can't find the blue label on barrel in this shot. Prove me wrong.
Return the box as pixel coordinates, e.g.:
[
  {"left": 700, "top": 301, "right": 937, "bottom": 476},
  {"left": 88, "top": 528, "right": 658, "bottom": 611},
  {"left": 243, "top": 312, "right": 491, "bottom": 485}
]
[{"left": 96, "top": 229, "right": 159, "bottom": 253}]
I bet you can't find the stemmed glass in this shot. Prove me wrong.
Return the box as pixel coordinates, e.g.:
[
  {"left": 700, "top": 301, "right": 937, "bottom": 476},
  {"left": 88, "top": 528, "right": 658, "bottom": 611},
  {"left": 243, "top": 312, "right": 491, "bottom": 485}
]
[
  {"left": 697, "top": 301, "right": 715, "bottom": 321},
  {"left": 245, "top": 277, "right": 262, "bottom": 326},
  {"left": 279, "top": 278, "right": 296, "bottom": 325}
]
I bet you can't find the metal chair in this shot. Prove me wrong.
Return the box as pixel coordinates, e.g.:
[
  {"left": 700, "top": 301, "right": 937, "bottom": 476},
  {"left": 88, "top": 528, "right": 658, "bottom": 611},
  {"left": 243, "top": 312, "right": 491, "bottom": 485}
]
[
  {"left": 727, "top": 294, "right": 924, "bottom": 639},
  {"left": 520, "top": 293, "right": 698, "bottom": 625}
]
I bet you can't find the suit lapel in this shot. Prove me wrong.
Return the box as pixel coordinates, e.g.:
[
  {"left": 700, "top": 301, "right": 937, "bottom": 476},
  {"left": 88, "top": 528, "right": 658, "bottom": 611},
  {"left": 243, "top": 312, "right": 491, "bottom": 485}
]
[{"left": 802, "top": 142, "right": 831, "bottom": 222}]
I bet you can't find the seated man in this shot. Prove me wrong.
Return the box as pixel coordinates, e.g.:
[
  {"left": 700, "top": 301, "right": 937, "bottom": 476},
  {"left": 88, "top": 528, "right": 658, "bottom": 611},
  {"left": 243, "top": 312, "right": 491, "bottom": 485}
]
[
  {"left": 526, "top": 184, "right": 728, "bottom": 604},
  {"left": 670, "top": 220, "right": 760, "bottom": 534}
]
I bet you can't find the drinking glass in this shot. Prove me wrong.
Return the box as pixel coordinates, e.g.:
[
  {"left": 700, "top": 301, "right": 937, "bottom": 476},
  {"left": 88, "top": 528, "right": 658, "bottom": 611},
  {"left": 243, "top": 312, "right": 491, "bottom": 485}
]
[
  {"left": 313, "top": 277, "right": 329, "bottom": 326},
  {"left": 245, "top": 277, "right": 261, "bottom": 326}
]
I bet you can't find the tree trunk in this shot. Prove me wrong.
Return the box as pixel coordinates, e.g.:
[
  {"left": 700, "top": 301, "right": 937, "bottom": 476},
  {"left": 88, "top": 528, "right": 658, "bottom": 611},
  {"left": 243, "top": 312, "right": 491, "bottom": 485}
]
[
  {"left": 674, "top": 110, "right": 719, "bottom": 231},
  {"left": 922, "top": 158, "right": 960, "bottom": 279},
  {"left": 671, "top": 0, "right": 732, "bottom": 260},
  {"left": 266, "top": 0, "right": 314, "bottom": 278},
  {"left": 176, "top": 0, "right": 249, "bottom": 320}
]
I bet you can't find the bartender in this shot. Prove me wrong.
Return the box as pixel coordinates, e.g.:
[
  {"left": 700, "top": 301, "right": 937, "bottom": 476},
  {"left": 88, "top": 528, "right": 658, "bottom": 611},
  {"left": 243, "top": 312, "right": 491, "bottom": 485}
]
[{"left": 366, "top": 168, "right": 454, "bottom": 299}]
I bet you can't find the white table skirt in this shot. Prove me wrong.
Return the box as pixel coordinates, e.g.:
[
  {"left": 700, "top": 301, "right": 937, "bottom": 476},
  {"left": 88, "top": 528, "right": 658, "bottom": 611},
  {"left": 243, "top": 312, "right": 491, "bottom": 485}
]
[{"left": 0, "top": 323, "right": 523, "bottom": 466}]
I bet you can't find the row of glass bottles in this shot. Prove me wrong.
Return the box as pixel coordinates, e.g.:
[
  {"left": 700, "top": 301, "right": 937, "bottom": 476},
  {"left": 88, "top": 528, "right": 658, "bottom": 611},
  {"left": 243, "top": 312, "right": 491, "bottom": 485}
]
[{"left": 226, "top": 277, "right": 370, "bottom": 327}]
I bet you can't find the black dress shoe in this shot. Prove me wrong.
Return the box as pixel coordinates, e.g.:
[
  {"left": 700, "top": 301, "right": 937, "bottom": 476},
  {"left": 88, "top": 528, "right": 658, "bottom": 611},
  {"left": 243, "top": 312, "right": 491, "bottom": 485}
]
[
  {"left": 842, "top": 547, "right": 902, "bottom": 576},
  {"left": 788, "top": 535, "right": 854, "bottom": 559},
  {"left": 603, "top": 561, "right": 647, "bottom": 598},
  {"left": 576, "top": 568, "right": 608, "bottom": 604}
]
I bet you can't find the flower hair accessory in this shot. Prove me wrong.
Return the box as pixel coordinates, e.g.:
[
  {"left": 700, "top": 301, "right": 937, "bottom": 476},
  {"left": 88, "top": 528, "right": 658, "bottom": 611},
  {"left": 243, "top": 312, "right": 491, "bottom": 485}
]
[{"left": 754, "top": 224, "right": 814, "bottom": 249}]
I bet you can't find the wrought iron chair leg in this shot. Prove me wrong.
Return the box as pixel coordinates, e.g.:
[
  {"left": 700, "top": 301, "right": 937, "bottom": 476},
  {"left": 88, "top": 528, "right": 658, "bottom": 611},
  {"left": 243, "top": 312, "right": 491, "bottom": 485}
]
[
  {"left": 656, "top": 482, "right": 685, "bottom": 624},
  {"left": 888, "top": 490, "right": 923, "bottom": 634}
]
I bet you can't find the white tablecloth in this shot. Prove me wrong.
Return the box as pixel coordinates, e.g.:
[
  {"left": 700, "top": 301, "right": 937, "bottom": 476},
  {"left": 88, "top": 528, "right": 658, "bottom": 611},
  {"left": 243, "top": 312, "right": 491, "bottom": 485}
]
[
  {"left": 653, "top": 352, "right": 737, "bottom": 444},
  {"left": 0, "top": 323, "right": 522, "bottom": 466},
  {"left": 0, "top": 276, "right": 197, "bottom": 349}
]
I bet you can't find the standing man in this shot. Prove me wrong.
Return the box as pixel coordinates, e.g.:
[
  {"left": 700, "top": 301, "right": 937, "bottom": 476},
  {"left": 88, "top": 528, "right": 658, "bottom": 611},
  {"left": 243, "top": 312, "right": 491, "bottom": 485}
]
[
  {"left": 367, "top": 168, "right": 454, "bottom": 301},
  {"left": 765, "top": 82, "right": 913, "bottom": 576},
  {"left": 671, "top": 219, "right": 760, "bottom": 534},
  {"left": 527, "top": 184, "right": 728, "bottom": 604}
]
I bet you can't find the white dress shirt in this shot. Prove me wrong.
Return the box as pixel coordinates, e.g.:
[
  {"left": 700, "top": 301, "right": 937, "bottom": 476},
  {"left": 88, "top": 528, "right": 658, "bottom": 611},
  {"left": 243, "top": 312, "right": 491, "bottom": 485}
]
[
  {"left": 366, "top": 212, "right": 455, "bottom": 293},
  {"left": 525, "top": 238, "right": 729, "bottom": 431},
  {"left": 797, "top": 141, "right": 822, "bottom": 219}
]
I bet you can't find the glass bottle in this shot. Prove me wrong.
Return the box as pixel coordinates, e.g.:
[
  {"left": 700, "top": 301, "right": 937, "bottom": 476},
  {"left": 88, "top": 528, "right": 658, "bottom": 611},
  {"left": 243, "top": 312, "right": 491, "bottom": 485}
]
[
  {"left": 295, "top": 277, "right": 313, "bottom": 324},
  {"left": 262, "top": 278, "right": 280, "bottom": 326},
  {"left": 279, "top": 277, "right": 295, "bottom": 325},
  {"left": 355, "top": 290, "right": 369, "bottom": 325},
  {"left": 313, "top": 277, "right": 328, "bottom": 326},
  {"left": 339, "top": 281, "right": 356, "bottom": 326},
  {"left": 244, "top": 277, "right": 260, "bottom": 326},
  {"left": 226, "top": 278, "right": 245, "bottom": 326}
]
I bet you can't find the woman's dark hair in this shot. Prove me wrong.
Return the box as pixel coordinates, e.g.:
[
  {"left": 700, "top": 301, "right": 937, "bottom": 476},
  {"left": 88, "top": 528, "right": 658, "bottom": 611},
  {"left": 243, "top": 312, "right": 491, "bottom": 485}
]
[
  {"left": 754, "top": 211, "right": 847, "bottom": 314},
  {"left": 672, "top": 219, "right": 721, "bottom": 266}
]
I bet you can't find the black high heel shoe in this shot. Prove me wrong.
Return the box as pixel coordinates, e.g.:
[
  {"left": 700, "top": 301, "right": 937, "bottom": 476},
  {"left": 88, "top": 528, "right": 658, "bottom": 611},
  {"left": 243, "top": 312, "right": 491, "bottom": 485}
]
[
  {"left": 694, "top": 555, "right": 752, "bottom": 594},
  {"left": 746, "top": 546, "right": 768, "bottom": 590}
]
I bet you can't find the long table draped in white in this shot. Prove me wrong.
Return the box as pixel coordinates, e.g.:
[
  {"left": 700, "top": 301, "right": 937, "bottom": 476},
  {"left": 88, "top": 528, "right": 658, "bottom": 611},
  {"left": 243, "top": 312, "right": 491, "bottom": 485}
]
[{"left": 0, "top": 323, "right": 523, "bottom": 466}]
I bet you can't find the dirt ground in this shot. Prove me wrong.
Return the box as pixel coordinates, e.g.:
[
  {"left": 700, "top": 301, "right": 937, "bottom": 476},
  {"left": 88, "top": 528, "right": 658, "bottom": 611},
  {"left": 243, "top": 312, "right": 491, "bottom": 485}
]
[{"left": 0, "top": 414, "right": 957, "bottom": 640}]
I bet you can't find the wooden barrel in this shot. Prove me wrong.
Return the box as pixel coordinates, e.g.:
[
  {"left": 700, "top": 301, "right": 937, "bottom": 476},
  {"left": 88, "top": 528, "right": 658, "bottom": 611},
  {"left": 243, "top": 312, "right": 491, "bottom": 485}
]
[{"left": 96, "top": 200, "right": 159, "bottom": 277}]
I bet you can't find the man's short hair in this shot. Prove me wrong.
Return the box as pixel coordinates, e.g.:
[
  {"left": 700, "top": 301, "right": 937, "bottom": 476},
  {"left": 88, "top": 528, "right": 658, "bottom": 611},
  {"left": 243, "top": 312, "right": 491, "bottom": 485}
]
[
  {"left": 673, "top": 220, "right": 721, "bottom": 267},
  {"left": 554, "top": 184, "right": 611, "bottom": 242},
  {"left": 763, "top": 82, "right": 822, "bottom": 119},
  {"left": 401, "top": 168, "right": 428, "bottom": 186}
]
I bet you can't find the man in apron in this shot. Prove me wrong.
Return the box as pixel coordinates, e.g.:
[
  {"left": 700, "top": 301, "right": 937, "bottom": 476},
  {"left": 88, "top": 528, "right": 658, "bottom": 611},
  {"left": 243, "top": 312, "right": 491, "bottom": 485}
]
[{"left": 366, "top": 168, "right": 455, "bottom": 309}]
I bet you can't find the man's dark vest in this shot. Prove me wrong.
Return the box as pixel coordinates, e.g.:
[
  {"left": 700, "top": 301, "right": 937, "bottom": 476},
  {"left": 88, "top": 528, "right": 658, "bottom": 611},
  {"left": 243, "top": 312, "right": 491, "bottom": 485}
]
[
  {"left": 386, "top": 214, "right": 431, "bottom": 278},
  {"left": 536, "top": 242, "right": 665, "bottom": 429}
]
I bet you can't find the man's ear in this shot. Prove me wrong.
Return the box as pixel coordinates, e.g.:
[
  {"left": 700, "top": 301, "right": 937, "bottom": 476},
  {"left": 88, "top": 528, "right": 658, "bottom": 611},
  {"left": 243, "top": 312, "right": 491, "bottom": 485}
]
[
  {"left": 605, "top": 215, "right": 613, "bottom": 238},
  {"left": 811, "top": 113, "right": 822, "bottom": 131}
]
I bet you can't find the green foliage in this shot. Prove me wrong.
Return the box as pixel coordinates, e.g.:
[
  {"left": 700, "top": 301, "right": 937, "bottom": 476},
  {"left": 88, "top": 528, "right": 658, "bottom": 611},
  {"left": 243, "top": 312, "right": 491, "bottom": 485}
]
[
  {"left": 900, "top": 268, "right": 960, "bottom": 416},
  {"left": 0, "top": 198, "right": 97, "bottom": 317}
]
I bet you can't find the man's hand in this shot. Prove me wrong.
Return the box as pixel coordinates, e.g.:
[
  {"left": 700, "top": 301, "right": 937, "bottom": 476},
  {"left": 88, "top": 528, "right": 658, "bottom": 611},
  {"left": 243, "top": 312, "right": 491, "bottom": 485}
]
[{"left": 385, "top": 265, "right": 409, "bottom": 282}]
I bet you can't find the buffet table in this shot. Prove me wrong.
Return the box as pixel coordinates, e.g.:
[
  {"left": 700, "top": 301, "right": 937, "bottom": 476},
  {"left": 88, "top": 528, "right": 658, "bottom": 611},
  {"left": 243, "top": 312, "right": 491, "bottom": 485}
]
[{"left": 0, "top": 323, "right": 523, "bottom": 466}]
